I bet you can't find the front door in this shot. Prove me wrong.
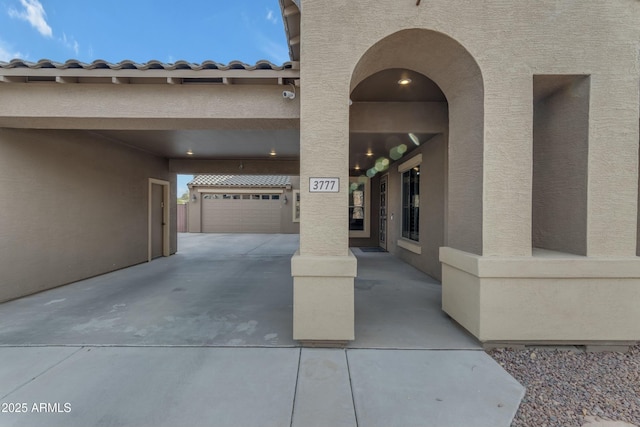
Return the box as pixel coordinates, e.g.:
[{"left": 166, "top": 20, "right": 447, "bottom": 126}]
[
  {"left": 151, "top": 183, "right": 164, "bottom": 259},
  {"left": 379, "top": 175, "right": 388, "bottom": 250}
]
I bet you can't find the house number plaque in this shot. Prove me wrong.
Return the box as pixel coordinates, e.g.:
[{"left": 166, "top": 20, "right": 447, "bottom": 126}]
[{"left": 309, "top": 177, "right": 340, "bottom": 193}]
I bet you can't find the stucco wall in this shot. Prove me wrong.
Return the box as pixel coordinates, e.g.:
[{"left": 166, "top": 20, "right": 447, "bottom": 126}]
[
  {"left": 532, "top": 77, "right": 589, "bottom": 255},
  {"left": 301, "top": 0, "right": 639, "bottom": 258},
  {"left": 0, "top": 128, "right": 176, "bottom": 302}
]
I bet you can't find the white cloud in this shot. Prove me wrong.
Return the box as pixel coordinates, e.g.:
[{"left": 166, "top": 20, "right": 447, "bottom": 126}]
[
  {"left": 8, "top": 0, "right": 53, "bottom": 38},
  {"left": 258, "top": 36, "right": 290, "bottom": 64},
  {"left": 60, "top": 32, "right": 80, "bottom": 56},
  {"left": 0, "top": 39, "right": 24, "bottom": 61},
  {"left": 266, "top": 9, "right": 278, "bottom": 24}
]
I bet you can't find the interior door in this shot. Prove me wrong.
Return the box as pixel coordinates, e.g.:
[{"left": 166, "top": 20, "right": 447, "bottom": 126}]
[
  {"left": 379, "top": 175, "right": 388, "bottom": 250},
  {"left": 151, "top": 183, "right": 164, "bottom": 259}
]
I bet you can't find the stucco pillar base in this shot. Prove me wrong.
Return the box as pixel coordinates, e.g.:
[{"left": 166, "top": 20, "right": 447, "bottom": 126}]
[
  {"left": 291, "top": 250, "right": 357, "bottom": 342},
  {"left": 440, "top": 247, "right": 640, "bottom": 344}
]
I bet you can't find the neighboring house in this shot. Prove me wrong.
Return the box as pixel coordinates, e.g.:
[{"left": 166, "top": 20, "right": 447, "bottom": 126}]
[
  {"left": 0, "top": 0, "right": 639, "bottom": 347},
  {"left": 186, "top": 175, "right": 299, "bottom": 234}
]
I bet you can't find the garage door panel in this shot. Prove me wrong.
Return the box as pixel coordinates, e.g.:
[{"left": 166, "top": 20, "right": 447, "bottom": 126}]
[{"left": 202, "top": 195, "right": 283, "bottom": 233}]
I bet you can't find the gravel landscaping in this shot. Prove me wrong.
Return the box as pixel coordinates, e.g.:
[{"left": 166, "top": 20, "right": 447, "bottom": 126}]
[{"left": 487, "top": 344, "right": 640, "bottom": 427}]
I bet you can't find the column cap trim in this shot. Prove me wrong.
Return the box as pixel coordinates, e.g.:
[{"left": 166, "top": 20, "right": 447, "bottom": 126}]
[
  {"left": 440, "top": 246, "right": 640, "bottom": 278},
  {"left": 291, "top": 250, "right": 357, "bottom": 277}
]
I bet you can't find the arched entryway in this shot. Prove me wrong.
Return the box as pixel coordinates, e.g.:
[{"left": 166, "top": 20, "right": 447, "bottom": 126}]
[
  {"left": 350, "top": 29, "right": 485, "bottom": 260},
  {"left": 346, "top": 29, "right": 485, "bottom": 346}
]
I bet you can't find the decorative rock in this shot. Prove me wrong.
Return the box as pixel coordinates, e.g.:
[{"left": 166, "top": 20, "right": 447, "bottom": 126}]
[{"left": 487, "top": 344, "right": 640, "bottom": 427}]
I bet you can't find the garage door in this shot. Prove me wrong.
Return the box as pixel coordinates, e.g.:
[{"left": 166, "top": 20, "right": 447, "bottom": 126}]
[{"left": 201, "top": 193, "right": 282, "bottom": 233}]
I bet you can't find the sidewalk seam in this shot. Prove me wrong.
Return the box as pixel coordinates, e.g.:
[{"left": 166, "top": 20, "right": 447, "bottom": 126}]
[
  {"left": 289, "top": 347, "right": 302, "bottom": 427},
  {"left": 0, "top": 346, "right": 84, "bottom": 400},
  {"left": 345, "top": 349, "right": 359, "bottom": 427}
]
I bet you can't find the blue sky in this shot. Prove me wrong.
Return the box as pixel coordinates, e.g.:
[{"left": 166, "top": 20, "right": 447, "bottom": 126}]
[
  {"left": 0, "top": 0, "right": 289, "bottom": 64},
  {"left": 0, "top": 0, "right": 290, "bottom": 196}
]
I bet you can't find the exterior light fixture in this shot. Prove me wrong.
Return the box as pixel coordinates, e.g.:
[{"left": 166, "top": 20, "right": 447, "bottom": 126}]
[
  {"left": 366, "top": 151, "right": 373, "bottom": 157},
  {"left": 283, "top": 194, "right": 288, "bottom": 204},
  {"left": 270, "top": 150, "right": 277, "bottom": 156},
  {"left": 398, "top": 78, "right": 412, "bottom": 85},
  {"left": 186, "top": 149, "right": 194, "bottom": 156},
  {"left": 191, "top": 193, "right": 197, "bottom": 202},
  {"left": 354, "top": 165, "right": 360, "bottom": 170}
]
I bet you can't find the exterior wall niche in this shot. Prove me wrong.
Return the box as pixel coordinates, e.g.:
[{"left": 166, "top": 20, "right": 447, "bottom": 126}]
[{"left": 532, "top": 75, "right": 590, "bottom": 256}]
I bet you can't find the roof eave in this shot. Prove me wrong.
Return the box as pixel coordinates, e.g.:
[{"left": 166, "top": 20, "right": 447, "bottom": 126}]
[{"left": 279, "top": 0, "right": 301, "bottom": 63}]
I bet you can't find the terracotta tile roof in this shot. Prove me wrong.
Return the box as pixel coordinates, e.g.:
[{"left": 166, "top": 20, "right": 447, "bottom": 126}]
[
  {"left": 0, "top": 58, "right": 293, "bottom": 71},
  {"left": 188, "top": 175, "right": 291, "bottom": 187}
]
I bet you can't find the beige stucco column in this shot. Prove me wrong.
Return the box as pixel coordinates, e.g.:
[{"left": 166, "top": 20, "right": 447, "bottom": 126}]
[
  {"left": 291, "top": 0, "right": 357, "bottom": 342},
  {"left": 586, "top": 75, "right": 639, "bottom": 257},
  {"left": 481, "top": 73, "right": 533, "bottom": 257}
]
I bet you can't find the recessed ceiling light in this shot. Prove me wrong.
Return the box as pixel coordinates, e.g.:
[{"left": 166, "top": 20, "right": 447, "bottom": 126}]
[
  {"left": 398, "top": 78, "right": 412, "bottom": 85},
  {"left": 186, "top": 150, "right": 194, "bottom": 155}
]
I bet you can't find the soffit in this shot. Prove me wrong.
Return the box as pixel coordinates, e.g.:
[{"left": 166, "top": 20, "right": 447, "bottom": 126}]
[
  {"left": 92, "top": 129, "right": 300, "bottom": 159},
  {"left": 349, "top": 69, "right": 445, "bottom": 173},
  {"left": 350, "top": 132, "right": 435, "bottom": 173},
  {"left": 279, "top": 0, "right": 301, "bottom": 62},
  {"left": 351, "top": 69, "right": 446, "bottom": 102}
]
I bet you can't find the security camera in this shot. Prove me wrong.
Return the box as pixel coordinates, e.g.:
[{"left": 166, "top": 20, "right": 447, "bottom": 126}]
[{"left": 282, "top": 90, "right": 296, "bottom": 100}]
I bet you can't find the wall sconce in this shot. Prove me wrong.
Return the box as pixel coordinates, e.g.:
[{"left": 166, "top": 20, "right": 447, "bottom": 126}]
[
  {"left": 191, "top": 193, "right": 197, "bottom": 203},
  {"left": 283, "top": 194, "right": 288, "bottom": 204}
]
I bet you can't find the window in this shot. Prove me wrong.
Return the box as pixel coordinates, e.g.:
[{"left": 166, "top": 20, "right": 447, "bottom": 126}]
[
  {"left": 348, "top": 177, "right": 370, "bottom": 238},
  {"left": 349, "top": 183, "right": 365, "bottom": 231},
  {"left": 402, "top": 166, "right": 420, "bottom": 241},
  {"left": 292, "top": 190, "right": 300, "bottom": 222}
]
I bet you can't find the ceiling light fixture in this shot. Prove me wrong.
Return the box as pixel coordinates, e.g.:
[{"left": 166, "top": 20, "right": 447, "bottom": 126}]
[
  {"left": 398, "top": 78, "right": 412, "bottom": 85},
  {"left": 408, "top": 133, "right": 421, "bottom": 146},
  {"left": 270, "top": 150, "right": 277, "bottom": 156},
  {"left": 186, "top": 149, "right": 194, "bottom": 156}
]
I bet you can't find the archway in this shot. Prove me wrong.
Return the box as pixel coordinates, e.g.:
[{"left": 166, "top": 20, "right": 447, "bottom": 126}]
[
  {"left": 350, "top": 29, "right": 484, "bottom": 257},
  {"left": 345, "top": 29, "right": 485, "bottom": 347}
]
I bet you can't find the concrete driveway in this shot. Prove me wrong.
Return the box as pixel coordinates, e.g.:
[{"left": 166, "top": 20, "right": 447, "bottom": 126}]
[
  {"left": 0, "top": 233, "right": 523, "bottom": 427},
  {"left": 0, "top": 233, "right": 478, "bottom": 349}
]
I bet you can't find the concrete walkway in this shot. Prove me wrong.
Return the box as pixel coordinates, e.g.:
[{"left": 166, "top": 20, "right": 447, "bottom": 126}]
[{"left": 0, "top": 234, "right": 524, "bottom": 427}]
